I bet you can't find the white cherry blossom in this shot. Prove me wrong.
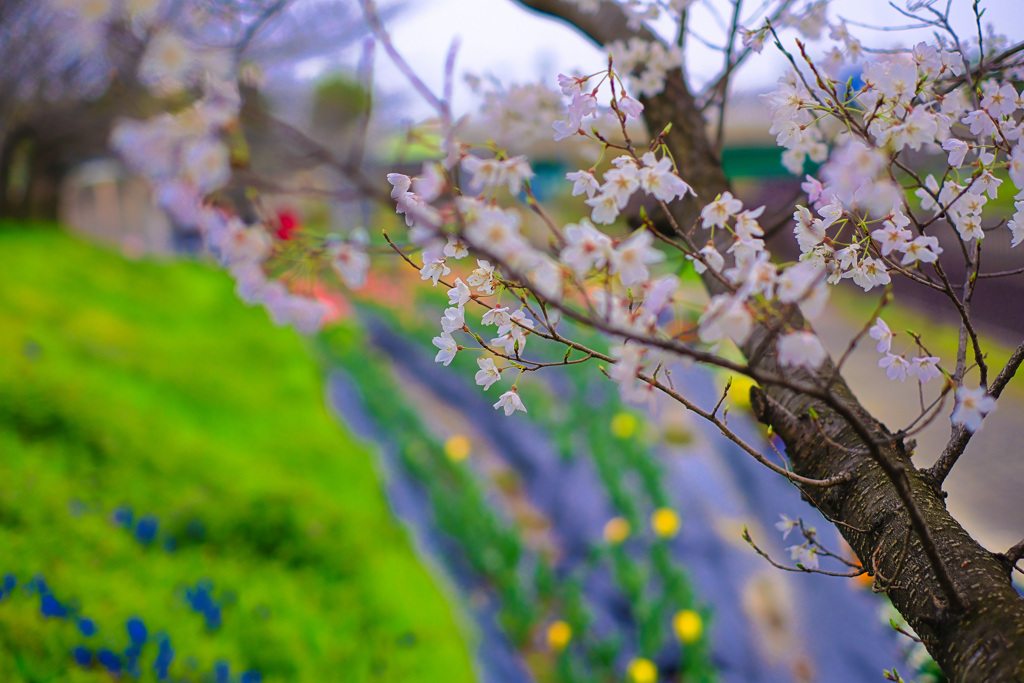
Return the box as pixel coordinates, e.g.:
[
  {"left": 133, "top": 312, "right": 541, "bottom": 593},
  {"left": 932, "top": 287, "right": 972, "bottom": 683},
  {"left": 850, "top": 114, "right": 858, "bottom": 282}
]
[
  {"left": 951, "top": 386, "right": 995, "bottom": 432},
  {"left": 475, "top": 357, "right": 503, "bottom": 390},
  {"left": 494, "top": 388, "right": 527, "bottom": 416}
]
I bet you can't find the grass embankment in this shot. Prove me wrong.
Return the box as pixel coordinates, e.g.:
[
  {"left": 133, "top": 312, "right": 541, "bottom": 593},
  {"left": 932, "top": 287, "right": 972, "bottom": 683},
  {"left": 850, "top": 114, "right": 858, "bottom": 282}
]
[{"left": 0, "top": 224, "right": 475, "bottom": 682}]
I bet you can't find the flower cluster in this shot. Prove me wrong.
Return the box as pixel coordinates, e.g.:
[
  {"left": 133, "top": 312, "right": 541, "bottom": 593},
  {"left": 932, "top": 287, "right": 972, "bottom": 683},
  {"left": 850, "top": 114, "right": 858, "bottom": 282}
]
[
  {"left": 574, "top": 152, "right": 695, "bottom": 225},
  {"left": 867, "top": 318, "right": 942, "bottom": 383},
  {"left": 553, "top": 68, "right": 645, "bottom": 141}
]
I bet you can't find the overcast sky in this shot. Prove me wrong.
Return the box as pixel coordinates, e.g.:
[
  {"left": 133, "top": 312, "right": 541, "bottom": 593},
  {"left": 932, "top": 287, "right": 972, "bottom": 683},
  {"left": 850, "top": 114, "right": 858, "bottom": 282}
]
[{"left": 320, "top": 0, "right": 1024, "bottom": 120}]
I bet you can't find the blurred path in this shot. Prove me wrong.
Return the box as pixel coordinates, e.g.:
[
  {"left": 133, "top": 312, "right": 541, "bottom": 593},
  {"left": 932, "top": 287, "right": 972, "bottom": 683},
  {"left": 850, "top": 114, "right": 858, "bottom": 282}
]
[{"left": 328, "top": 314, "right": 902, "bottom": 683}]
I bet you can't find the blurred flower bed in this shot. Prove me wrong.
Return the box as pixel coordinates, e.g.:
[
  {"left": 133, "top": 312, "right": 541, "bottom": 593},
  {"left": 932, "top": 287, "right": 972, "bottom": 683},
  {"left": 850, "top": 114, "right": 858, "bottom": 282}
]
[{"left": 0, "top": 223, "right": 475, "bottom": 682}]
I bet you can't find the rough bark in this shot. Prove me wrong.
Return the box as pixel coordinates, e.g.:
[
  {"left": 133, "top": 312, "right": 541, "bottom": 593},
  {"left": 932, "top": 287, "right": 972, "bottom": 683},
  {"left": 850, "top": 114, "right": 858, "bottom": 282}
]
[{"left": 515, "top": 1, "right": 1024, "bottom": 679}]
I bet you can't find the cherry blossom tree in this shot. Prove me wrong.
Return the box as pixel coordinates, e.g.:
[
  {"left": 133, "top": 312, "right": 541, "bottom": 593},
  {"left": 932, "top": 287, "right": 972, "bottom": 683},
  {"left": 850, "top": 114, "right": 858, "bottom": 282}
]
[{"left": 43, "top": 0, "right": 1024, "bottom": 678}]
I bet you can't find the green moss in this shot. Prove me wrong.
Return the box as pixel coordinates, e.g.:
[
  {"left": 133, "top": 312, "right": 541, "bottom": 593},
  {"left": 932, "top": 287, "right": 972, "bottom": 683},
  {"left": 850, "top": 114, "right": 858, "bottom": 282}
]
[{"left": 0, "top": 223, "right": 475, "bottom": 682}]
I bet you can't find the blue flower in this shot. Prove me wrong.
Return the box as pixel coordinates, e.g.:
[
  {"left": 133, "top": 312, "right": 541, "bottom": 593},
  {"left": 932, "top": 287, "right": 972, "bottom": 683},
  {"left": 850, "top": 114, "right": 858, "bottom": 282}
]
[
  {"left": 77, "top": 617, "right": 98, "bottom": 637},
  {"left": 134, "top": 516, "right": 159, "bottom": 545},
  {"left": 204, "top": 605, "right": 222, "bottom": 630},
  {"left": 240, "top": 670, "right": 262, "bottom": 683},
  {"left": 40, "top": 592, "right": 68, "bottom": 619},
  {"left": 97, "top": 648, "right": 122, "bottom": 674},
  {"left": 126, "top": 616, "right": 148, "bottom": 644},
  {"left": 112, "top": 506, "right": 134, "bottom": 529},
  {"left": 72, "top": 646, "right": 93, "bottom": 668},
  {"left": 27, "top": 575, "right": 49, "bottom": 594},
  {"left": 2, "top": 573, "right": 16, "bottom": 592},
  {"left": 214, "top": 660, "right": 230, "bottom": 683},
  {"left": 153, "top": 636, "right": 175, "bottom": 681}
]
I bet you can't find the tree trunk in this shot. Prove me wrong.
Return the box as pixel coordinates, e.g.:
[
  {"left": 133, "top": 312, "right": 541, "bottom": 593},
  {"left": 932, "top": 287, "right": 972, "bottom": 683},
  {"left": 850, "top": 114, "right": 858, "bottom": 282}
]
[{"left": 515, "top": 1, "right": 1024, "bottom": 679}]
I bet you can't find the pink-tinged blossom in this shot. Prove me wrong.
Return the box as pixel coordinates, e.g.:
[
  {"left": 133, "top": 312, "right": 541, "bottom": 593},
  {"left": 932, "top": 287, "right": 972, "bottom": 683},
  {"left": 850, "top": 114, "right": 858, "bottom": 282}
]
[
  {"left": 420, "top": 258, "right": 451, "bottom": 286},
  {"left": 901, "top": 235, "right": 943, "bottom": 265},
  {"left": 951, "top": 386, "right": 995, "bottom": 432},
  {"left": 915, "top": 174, "right": 941, "bottom": 212},
  {"left": 619, "top": 95, "right": 644, "bottom": 118},
  {"left": 890, "top": 107, "right": 938, "bottom": 152},
  {"left": 447, "top": 278, "right": 472, "bottom": 308},
  {"left": 570, "top": 92, "right": 598, "bottom": 121},
  {"left": 138, "top": 29, "right": 194, "bottom": 94},
  {"left": 475, "top": 357, "right": 503, "bottom": 390},
  {"left": 849, "top": 258, "right": 890, "bottom": 291},
  {"left": 962, "top": 109, "right": 997, "bottom": 138},
  {"left": 981, "top": 82, "right": 1018, "bottom": 118},
  {"left": 557, "top": 73, "right": 584, "bottom": 97},
  {"left": 942, "top": 138, "right": 969, "bottom": 168},
  {"left": 494, "top": 388, "right": 527, "bottom": 416},
  {"left": 817, "top": 195, "right": 844, "bottom": 229},
  {"left": 414, "top": 162, "right": 446, "bottom": 203},
  {"left": 793, "top": 206, "right": 826, "bottom": 253},
  {"left": 640, "top": 275, "right": 679, "bottom": 314},
  {"left": 690, "top": 242, "right": 724, "bottom": 275},
  {"left": 566, "top": 170, "right": 601, "bottom": 198},
  {"left": 802, "top": 175, "right": 824, "bottom": 203},
  {"left": 388, "top": 173, "right": 412, "bottom": 200},
  {"left": 552, "top": 119, "right": 579, "bottom": 141},
  {"left": 466, "top": 208, "right": 524, "bottom": 258},
  {"left": 479, "top": 309, "right": 511, "bottom": 333},
  {"left": 529, "top": 257, "right": 563, "bottom": 300},
  {"left": 698, "top": 295, "right": 752, "bottom": 345},
  {"left": 586, "top": 192, "right": 621, "bottom": 224},
  {"left": 1010, "top": 146, "right": 1024, "bottom": 190},
  {"left": 869, "top": 318, "right": 893, "bottom": 353},
  {"left": 502, "top": 156, "right": 534, "bottom": 193},
  {"left": 1009, "top": 202, "right": 1024, "bottom": 247},
  {"left": 602, "top": 165, "right": 641, "bottom": 208},
  {"left": 955, "top": 214, "right": 984, "bottom": 242},
  {"left": 909, "top": 356, "right": 942, "bottom": 383},
  {"left": 265, "top": 294, "right": 330, "bottom": 335},
  {"left": 638, "top": 152, "right": 694, "bottom": 202},
  {"left": 735, "top": 206, "right": 766, "bottom": 239},
  {"left": 183, "top": 138, "right": 230, "bottom": 193},
  {"left": 433, "top": 333, "right": 459, "bottom": 366},
  {"left": 441, "top": 307, "right": 465, "bottom": 334},
  {"left": 494, "top": 311, "right": 534, "bottom": 356},
  {"left": 610, "top": 230, "right": 664, "bottom": 287},
  {"left": 467, "top": 259, "right": 496, "bottom": 294},
  {"left": 879, "top": 62, "right": 917, "bottom": 103},
  {"left": 973, "top": 170, "right": 1002, "bottom": 200},
  {"left": 701, "top": 192, "right": 743, "bottom": 229},
  {"left": 871, "top": 221, "right": 912, "bottom": 256},
  {"left": 740, "top": 26, "right": 766, "bottom": 53},
  {"left": 461, "top": 155, "right": 504, "bottom": 193},
  {"left": 776, "top": 514, "right": 798, "bottom": 539},
  {"left": 330, "top": 241, "right": 369, "bottom": 290},
  {"left": 777, "top": 331, "right": 827, "bottom": 369},
  {"left": 879, "top": 353, "right": 910, "bottom": 381},
  {"left": 787, "top": 544, "right": 819, "bottom": 569},
  {"left": 215, "top": 220, "right": 271, "bottom": 266},
  {"left": 777, "top": 261, "right": 822, "bottom": 304},
  {"left": 561, "top": 219, "right": 613, "bottom": 275},
  {"left": 444, "top": 235, "right": 469, "bottom": 259}
]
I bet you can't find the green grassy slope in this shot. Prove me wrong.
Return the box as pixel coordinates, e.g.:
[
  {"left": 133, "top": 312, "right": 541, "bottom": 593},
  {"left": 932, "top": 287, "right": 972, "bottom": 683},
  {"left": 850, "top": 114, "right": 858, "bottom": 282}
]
[{"left": 0, "top": 224, "right": 476, "bottom": 682}]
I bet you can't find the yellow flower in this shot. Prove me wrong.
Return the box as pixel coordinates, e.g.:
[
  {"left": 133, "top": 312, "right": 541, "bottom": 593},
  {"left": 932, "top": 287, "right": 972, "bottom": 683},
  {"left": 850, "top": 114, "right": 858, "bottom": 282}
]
[
  {"left": 444, "top": 434, "right": 471, "bottom": 462},
  {"left": 627, "top": 657, "right": 658, "bottom": 683},
  {"left": 672, "top": 609, "right": 703, "bottom": 644},
  {"left": 546, "top": 620, "right": 572, "bottom": 652},
  {"left": 651, "top": 507, "right": 681, "bottom": 538},
  {"left": 603, "top": 517, "right": 631, "bottom": 545},
  {"left": 728, "top": 374, "right": 756, "bottom": 409},
  {"left": 610, "top": 412, "right": 638, "bottom": 439}
]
